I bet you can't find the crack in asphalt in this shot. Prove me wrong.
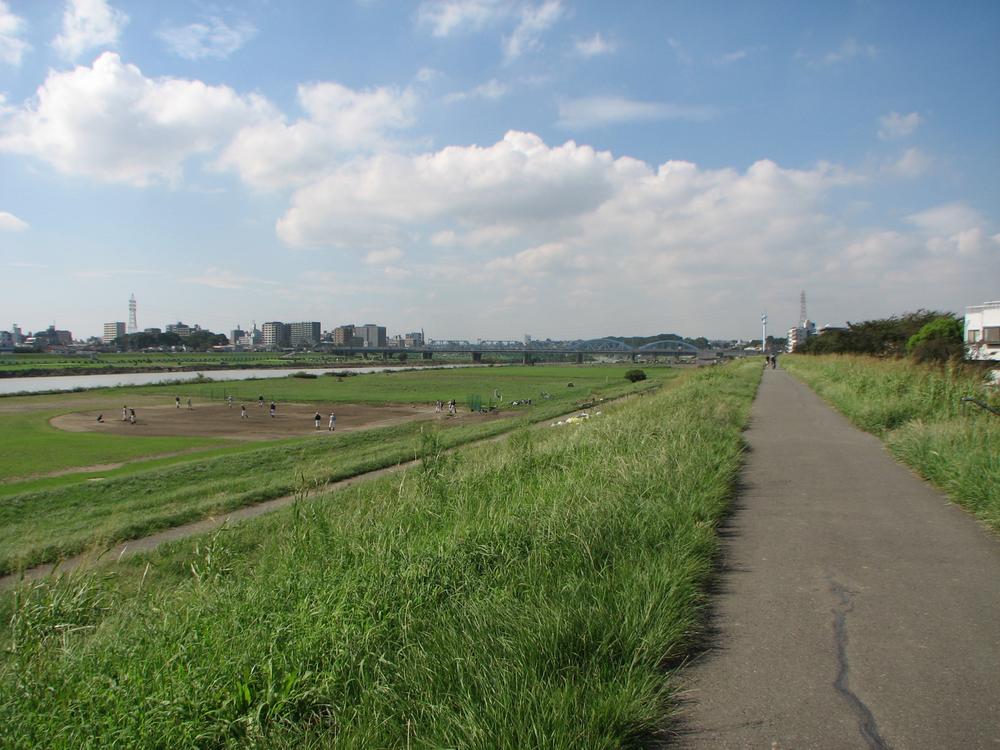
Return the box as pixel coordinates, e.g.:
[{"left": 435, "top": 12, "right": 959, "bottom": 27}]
[{"left": 830, "top": 580, "right": 891, "bottom": 750}]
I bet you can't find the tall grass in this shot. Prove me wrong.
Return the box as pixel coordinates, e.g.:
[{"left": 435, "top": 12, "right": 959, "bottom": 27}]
[
  {"left": 0, "top": 361, "right": 760, "bottom": 748},
  {"left": 783, "top": 354, "right": 999, "bottom": 531}
]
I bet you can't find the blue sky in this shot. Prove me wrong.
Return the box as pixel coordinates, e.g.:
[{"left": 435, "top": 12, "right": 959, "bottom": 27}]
[{"left": 1, "top": 0, "right": 997, "bottom": 341}]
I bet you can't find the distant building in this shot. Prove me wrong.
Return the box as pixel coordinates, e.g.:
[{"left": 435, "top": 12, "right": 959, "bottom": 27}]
[
  {"left": 165, "top": 322, "right": 201, "bottom": 337},
  {"left": 0, "top": 330, "right": 13, "bottom": 350},
  {"left": 230, "top": 326, "right": 247, "bottom": 345},
  {"left": 262, "top": 321, "right": 290, "bottom": 349},
  {"left": 965, "top": 301, "right": 1000, "bottom": 361},
  {"left": 332, "top": 325, "right": 355, "bottom": 346},
  {"left": 404, "top": 331, "right": 424, "bottom": 348},
  {"left": 103, "top": 322, "right": 126, "bottom": 344},
  {"left": 786, "top": 320, "right": 816, "bottom": 352},
  {"left": 143, "top": 327, "right": 162, "bottom": 335},
  {"left": 289, "top": 321, "right": 321, "bottom": 348},
  {"left": 356, "top": 324, "right": 386, "bottom": 348},
  {"left": 10, "top": 324, "right": 23, "bottom": 345}
]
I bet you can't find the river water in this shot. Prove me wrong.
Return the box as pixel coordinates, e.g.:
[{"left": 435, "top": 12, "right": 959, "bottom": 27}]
[{"left": 0, "top": 364, "right": 476, "bottom": 395}]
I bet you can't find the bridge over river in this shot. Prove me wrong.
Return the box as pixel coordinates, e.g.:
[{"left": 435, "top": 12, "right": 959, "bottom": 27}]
[{"left": 317, "top": 339, "right": 721, "bottom": 364}]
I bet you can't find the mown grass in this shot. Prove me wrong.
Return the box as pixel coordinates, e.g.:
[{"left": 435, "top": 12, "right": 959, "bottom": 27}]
[
  {"left": 783, "top": 354, "right": 1000, "bottom": 532},
  {"left": 0, "top": 379, "right": 656, "bottom": 574},
  {"left": 0, "top": 360, "right": 761, "bottom": 748}
]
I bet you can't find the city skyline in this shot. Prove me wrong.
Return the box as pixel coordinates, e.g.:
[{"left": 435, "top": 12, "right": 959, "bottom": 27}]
[{"left": 1, "top": 1, "right": 998, "bottom": 340}]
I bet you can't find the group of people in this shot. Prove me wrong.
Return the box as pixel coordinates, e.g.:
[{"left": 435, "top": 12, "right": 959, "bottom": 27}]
[
  {"left": 313, "top": 411, "right": 337, "bottom": 430},
  {"left": 765, "top": 354, "right": 779, "bottom": 369},
  {"left": 121, "top": 405, "right": 136, "bottom": 424},
  {"left": 434, "top": 399, "right": 457, "bottom": 415}
]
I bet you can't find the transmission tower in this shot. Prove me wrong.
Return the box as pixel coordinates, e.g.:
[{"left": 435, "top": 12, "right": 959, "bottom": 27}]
[
  {"left": 799, "top": 291, "right": 808, "bottom": 327},
  {"left": 127, "top": 293, "right": 138, "bottom": 334}
]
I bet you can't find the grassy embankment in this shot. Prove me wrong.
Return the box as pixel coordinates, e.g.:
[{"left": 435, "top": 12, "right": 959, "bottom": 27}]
[
  {"left": 0, "top": 360, "right": 760, "bottom": 748},
  {"left": 0, "top": 364, "right": 633, "bottom": 485},
  {"left": 0, "top": 367, "right": 664, "bottom": 574},
  {"left": 783, "top": 354, "right": 1000, "bottom": 531}
]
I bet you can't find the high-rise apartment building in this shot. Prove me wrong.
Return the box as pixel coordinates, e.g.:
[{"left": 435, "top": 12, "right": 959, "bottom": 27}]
[
  {"left": 103, "top": 322, "right": 126, "bottom": 344},
  {"left": 289, "top": 321, "right": 321, "bottom": 348},
  {"left": 356, "top": 324, "right": 386, "bottom": 348},
  {"left": 262, "top": 321, "right": 290, "bottom": 349},
  {"left": 332, "top": 325, "right": 355, "bottom": 345}
]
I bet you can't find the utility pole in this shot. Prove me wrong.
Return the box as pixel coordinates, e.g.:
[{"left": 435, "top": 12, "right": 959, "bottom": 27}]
[{"left": 761, "top": 312, "right": 768, "bottom": 354}]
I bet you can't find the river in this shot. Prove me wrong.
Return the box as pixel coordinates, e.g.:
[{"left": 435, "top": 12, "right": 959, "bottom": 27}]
[{"left": 0, "top": 364, "right": 477, "bottom": 395}]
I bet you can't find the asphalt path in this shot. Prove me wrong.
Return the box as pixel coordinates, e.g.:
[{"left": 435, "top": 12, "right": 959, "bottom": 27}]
[{"left": 678, "top": 367, "right": 1000, "bottom": 749}]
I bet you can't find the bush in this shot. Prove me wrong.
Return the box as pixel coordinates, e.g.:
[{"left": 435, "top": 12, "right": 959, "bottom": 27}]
[{"left": 624, "top": 369, "right": 647, "bottom": 383}]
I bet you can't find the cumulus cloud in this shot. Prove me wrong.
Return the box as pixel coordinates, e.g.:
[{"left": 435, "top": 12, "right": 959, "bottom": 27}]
[
  {"left": 158, "top": 16, "right": 257, "bottom": 60},
  {"left": 0, "top": 52, "right": 272, "bottom": 185},
  {"left": 0, "top": 210, "right": 28, "bottom": 231},
  {"left": 906, "top": 202, "right": 983, "bottom": 236},
  {"left": 574, "top": 33, "right": 616, "bottom": 58},
  {"left": 878, "top": 111, "right": 921, "bottom": 140},
  {"left": 216, "top": 82, "right": 417, "bottom": 189},
  {"left": 0, "top": 1, "right": 30, "bottom": 66},
  {"left": 557, "top": 96, "right": 716, "bottom": 129},
  {"left": 820, "top": 37, "right": 877, "bottom": 65},
  {"left": 276, "top": 130, "right": 644, "bottom": 247},
  {"left": 52, "top": 0, "right": 128, "bottom": 61}
]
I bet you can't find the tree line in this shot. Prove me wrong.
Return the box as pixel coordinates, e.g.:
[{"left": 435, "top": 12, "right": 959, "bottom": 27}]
[{"left": 798, "top": 310, "right": 963, "bottom": 362}]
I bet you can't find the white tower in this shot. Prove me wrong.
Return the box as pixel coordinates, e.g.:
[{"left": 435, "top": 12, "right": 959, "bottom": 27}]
[{"left": 127, "top": 293, "right": 138, "bottom": 334}]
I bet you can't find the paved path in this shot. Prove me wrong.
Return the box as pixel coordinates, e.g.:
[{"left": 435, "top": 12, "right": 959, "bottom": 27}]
[{"left": 678, "top": 368, "right": 1000, "bottom": 749}]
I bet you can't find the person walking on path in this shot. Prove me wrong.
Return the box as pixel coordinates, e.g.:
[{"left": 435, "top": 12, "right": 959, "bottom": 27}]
[
  {"left": 175, "top": 396, "right": 181, "bottom": 409},
  {"left": 328, "top": 411, "right": 336, "bottom": 431},
  {"left": 187, "top": 397, "right": 193, "bottom": 409},
  {"left": 129, "top": 407, "right": 136, "bottom": 424},
  {"left": 227, "top": 395, "right": 233, "bottom": 408},
  {"left": 314, "top": 412, "right": 322, "bottom": 430},
  {"left": 258, "top": 395, "right": 264, "bottom": 408},
  {"left": 122, "top": 405, "right": 128, "bottom": 422},
  {"left": 240, "top": 404, "right": 247, "bottom": 419},
  {"left": 269, "top": 401, "right": 276, "bottom": 419}
]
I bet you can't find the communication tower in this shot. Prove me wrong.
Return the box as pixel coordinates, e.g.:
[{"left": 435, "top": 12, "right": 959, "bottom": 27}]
[
  {"left": 799, "top": 291, "right": 808, "bottom": 327},
  {"left": 127, "top": 293, "right": 138, "bottom": 334}
]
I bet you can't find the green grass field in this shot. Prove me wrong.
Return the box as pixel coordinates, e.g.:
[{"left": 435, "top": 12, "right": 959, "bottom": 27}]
[
  {"left": 0, "top": 365, "right": 644, "bottom": 484},
  {"left": 0, "top": 366, "right": 670, "bottom": 573},
  {"left": 783, "top": 354, "right": 1000, "bottom": 532},
  {"left": 0, "top": 360, "right": 762, "bottom": 748}
]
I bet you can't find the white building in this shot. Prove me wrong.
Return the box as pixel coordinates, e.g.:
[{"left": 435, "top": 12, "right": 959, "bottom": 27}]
[
  {"left": 103, "top": 322, "right": 126, "bottom": 344},
  {"left": 964, "top": 301, "right": 1000, "bottom": 361},
  {"left": 786, "top": 320, "right": 816, "bottom": 352}
]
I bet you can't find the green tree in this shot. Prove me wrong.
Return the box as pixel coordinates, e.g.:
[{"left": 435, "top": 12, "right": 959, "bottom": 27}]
[{"left": 906, "top": 316, "right": 963, "bottom": 363}]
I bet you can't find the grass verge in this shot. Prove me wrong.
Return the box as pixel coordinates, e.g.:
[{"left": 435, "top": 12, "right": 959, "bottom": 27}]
[
  {"left": 0, "top": 360, "right": 760, "bottom": 748},
  {"left": 0, "top": 380, "right": 656, "bottom": 575},
  {"left": 782, "top": 354, "right": 1000, "bottom": 532}
]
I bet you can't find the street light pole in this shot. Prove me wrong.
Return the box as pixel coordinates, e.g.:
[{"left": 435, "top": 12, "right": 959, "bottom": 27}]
[{"left": 761, "top": 312, "right": 767, "bottom": 355}]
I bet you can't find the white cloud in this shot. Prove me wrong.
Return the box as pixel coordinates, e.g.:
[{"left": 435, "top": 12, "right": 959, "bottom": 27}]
[
  {"left": 714, "top": 46, "right": 764, "bottom": 66},
  {"left": 276, "top": 130, "right": 643, "bottom": 247},
  {"left": 504, "top": 0, "right": 564, "bottom": 61},
  {"left": 216, "top": 82, "right": 417, "bottom": 189},
  {"left": 557, "top": 96, "right": 716, "bottom": 129},
  {"left": 0, "top": 52, "right": 272, "bottom": 185},
  {"left": 809, "top": 37, "right": 877, "bottom": 66},
  {"left": 906, "top": 202, "right": 983, "bottom": 236},
  {"left": 158, "top": 17, "right": 257, "bottom": 60},
  {"left": 886, "top": 147, "right": 931, "bottom": 178},
  {"left": 383, "top": 265, "right": 411, "bottom": 279},
  {"left": 0, "top": 210, "right": 28, "bottom": 231},
  {"left": 878, "top": 111, "right": 921, "bottom": 140},
  {"left": 364, "top": 247, "right": 404, "bottom": 265},
  {"left": 0, "top": 1, "right": 30, "bottom": 66},
  {"left": 444, "top": 78, "right": 509, "bottom": 102},
  {"left": 416, "top": 0, "right": 509, "bottom": 37},
  {"left": 52, "top": 0, "right": 128, "bottom": 61},
  {"left": 485, "top": 241, "right": 570, "bottom": 274},
  {"left": 574, "top": 32, "right": 616, "bottom": 58}
]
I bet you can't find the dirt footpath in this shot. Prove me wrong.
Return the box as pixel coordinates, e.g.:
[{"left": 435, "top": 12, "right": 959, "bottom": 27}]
[{"left": 51, "top": 401, "right": 477, "bottom": 440}]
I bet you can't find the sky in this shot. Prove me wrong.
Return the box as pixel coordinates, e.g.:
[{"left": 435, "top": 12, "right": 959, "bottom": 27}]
[{"left": 0, "top": 0, "right": 998, "bottom": 342}]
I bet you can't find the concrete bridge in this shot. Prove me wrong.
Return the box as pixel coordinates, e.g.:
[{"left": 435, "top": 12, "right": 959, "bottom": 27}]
[{"left": 317, "top": 338, "right": 710, "bottom": 364}]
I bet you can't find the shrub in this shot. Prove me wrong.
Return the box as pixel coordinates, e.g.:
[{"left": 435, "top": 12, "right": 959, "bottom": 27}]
[{"left": 624, "top": 369, "right": 647, "bottom": 383}]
